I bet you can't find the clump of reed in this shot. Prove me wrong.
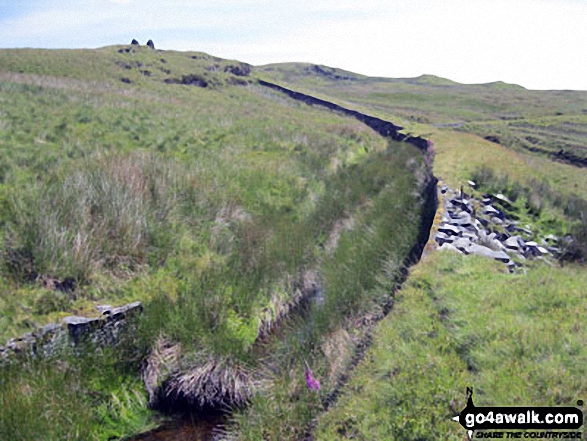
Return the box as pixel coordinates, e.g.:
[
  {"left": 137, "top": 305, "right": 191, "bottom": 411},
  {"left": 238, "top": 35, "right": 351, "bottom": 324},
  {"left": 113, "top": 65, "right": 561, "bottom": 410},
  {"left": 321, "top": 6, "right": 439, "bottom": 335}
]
[{"left": 3, "top": 151, "right": 196, "bottom": 282}]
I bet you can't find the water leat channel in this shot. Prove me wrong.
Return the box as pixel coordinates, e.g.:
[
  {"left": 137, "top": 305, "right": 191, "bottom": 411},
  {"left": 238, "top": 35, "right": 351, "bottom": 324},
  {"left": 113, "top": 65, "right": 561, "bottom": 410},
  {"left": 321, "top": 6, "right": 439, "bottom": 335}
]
[{"left": 129, "top": 81, "right": 437, "bottom": 441}]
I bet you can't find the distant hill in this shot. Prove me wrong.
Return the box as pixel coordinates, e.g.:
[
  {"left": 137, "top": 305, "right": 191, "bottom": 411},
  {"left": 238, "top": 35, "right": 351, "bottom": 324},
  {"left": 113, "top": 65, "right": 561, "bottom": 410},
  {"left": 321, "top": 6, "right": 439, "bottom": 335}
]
[{"left": 256, "top": 62, "right": 587, "bottom": 163}]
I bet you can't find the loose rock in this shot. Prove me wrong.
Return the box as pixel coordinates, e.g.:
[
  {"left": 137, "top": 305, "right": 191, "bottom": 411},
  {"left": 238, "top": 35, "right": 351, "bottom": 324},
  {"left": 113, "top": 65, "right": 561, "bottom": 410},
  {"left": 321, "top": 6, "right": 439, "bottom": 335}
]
[{"left": 433, "top": 183, "right": 552, "bottom": 271}]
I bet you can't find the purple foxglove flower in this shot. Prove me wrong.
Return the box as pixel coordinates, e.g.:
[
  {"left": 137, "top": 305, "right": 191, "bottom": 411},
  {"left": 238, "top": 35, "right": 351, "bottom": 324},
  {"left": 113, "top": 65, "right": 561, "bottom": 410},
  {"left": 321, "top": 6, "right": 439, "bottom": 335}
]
[{"left": 305, "top": 362, "right": 321, "bottom": 391}]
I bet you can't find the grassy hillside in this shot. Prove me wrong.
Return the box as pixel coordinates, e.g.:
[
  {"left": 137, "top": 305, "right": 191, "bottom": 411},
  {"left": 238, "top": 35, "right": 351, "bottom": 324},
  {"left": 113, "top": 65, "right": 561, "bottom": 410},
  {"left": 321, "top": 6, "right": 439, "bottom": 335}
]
[
  {"left": 0, "top": 45, "right": 396, "bottom": 339},
  {"left": 0, "top": 46, "right": 585, "bottom": 441},
  {"left": 0, "top": 45, "right": 430, "bottom": 440},
  {"left": 257, "top": 62, "right": 587, "bottom": 123}
]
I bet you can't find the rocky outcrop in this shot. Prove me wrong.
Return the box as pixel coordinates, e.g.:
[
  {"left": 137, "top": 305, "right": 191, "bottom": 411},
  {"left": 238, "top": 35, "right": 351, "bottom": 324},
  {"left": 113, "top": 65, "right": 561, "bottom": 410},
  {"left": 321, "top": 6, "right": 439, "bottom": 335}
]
[
  {"left": 164, "top": 75, "right": 208, "bottom": 87},
  {"left": 433, "top": 184, "right": 558, "bottom": 271},
  {"left": 0, "top": 301, "right": 142, "bottom": 362},
  {"left": 223, "top": 64, "right": 251, "bottom": 77},
  {"left": 146, "top": 40, "right": 155, "bottom": 49}
]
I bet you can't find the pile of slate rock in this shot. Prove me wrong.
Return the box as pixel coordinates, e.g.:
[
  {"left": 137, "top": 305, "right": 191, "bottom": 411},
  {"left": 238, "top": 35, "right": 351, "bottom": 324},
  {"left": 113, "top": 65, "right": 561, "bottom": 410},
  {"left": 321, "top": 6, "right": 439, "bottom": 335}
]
[{"left": 434, "top": 183, "right": 560, "bottom": 272}]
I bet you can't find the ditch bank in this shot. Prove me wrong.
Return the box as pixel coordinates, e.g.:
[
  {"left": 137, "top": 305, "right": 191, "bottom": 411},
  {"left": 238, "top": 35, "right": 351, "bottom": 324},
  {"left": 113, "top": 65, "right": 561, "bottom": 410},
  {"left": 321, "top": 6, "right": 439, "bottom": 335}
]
[
  {"left": 301, "top": 176, "right": 438, "bottom": 441},
  {"left": 132, "top": 83, "right": 439, "bottom": 440},
  {"left": 257, "top": 80, "right": 429, "bottom": 151}
]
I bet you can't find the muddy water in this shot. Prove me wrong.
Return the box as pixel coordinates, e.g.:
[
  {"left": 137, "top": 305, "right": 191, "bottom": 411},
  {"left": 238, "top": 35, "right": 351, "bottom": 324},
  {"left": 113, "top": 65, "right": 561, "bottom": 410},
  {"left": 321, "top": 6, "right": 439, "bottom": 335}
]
[{"left": 130, "top": 414, "right": 227, "bottom": 441}]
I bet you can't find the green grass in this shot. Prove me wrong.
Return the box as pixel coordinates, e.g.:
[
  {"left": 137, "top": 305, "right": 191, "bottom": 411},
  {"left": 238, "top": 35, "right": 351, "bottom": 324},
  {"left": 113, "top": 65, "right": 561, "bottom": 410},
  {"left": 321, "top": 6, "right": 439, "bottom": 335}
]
[
  {"left": 1, "top": 45, "right": 586, "bottom": 441},
  {"left": 0, "top": 345, "right": 157, "bottom": 441},
  {"left": 257, "top": 62, "right": 587, "bottom": 164},
  {"left": 463, "top": 114, "right": 587, "bottom": 161},
  {"left": 428, "top": 129, "right": 587, "bottom": 202},
  {"left": 268, "top": 61, "right": 587, "bottom": 440},
  {"left": 315, "top": 252, "right": 587, "bottom": 440},
  {"left": 257, "top": 62, "right": 587, "bottom": 123},
  {"left": 0, "top": 45, "right": 393, "bottom": 341},
  {"left": 227, "top": 143, "right": 426, "bottom": 439},
  {"left": 0, "top": 46, "right": 429, "bottom": 439}
]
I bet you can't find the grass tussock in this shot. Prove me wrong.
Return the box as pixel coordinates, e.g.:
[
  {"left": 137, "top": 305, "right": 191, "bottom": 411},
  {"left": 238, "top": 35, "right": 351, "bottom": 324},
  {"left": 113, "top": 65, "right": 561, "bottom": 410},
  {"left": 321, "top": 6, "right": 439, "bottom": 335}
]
[
  {"left": 161, "top": 355, "right": 257, "bottom": 411},
  {"left": 4, "top": 151, "right": 190, "bottom": 282},
  {"left": 142, "top": 336, "right": 182, "bottom": 406},
  {"left": 0, "top": 349, "right": 154, "bottom": 441}
]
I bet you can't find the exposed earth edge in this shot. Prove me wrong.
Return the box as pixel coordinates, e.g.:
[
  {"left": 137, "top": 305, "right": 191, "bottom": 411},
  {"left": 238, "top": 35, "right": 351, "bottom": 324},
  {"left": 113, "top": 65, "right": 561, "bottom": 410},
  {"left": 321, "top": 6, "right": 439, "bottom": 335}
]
[
  {"left": 132, "top": 81, "right": 440, "bottom": 440},
  {"left": 254, "top": 80, "right": 439, "bottom": 441}
]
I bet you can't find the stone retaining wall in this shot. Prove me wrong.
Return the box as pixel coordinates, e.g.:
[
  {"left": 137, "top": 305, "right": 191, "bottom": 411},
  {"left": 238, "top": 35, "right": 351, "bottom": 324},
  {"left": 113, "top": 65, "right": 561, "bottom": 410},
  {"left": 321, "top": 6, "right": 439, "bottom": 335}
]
[{"left": 0, "top": 301, "right": 142, "bottom": 361}]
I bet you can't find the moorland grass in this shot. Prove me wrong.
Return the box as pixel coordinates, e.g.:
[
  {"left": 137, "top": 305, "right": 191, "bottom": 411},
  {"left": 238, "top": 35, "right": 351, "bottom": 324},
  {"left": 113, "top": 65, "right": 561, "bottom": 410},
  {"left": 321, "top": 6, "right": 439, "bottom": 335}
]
[
  {"left": 463, "top": 114, "right": 587, "bottom": 161},
  {"left": 228, "top": 142, "right": 427, "bottom": 440},
  {"left": 0, "top": 344, "right": 156, "bottom": 441},
  {"left": 257, "top": 63, "right": 587, "bottom": 124},
  {"left": 0, "top": 46, "right": 428, "bottom": 439},
  {"left": 2, "top": 45, "right": 585, "bottom": 441},
  {"left": 0, "top": 46, "right": 391, "bottom": 340},
  {"left": 306, "top": 88, "right": 587, "bottom": 440},
  {"left": 314, "top": 252, "right": 587, "bottom": 440},
  {"left": 257, "top": 62, "right": 587, "bottom": 163},
  {"left": 429, "top": 128, "right": 587, "bottom": 201}
]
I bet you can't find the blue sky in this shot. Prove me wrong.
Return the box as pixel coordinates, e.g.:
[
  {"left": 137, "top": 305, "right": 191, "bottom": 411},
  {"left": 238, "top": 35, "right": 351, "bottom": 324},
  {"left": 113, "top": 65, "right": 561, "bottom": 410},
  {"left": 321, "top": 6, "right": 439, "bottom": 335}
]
[{"left": 1, "top": 0, "right": 586, "bottom": 90}]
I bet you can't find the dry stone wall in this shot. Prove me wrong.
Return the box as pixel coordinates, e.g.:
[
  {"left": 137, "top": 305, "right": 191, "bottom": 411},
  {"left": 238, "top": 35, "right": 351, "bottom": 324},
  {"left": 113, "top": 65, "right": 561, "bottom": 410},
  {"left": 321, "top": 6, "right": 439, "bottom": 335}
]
[{"left": 0, "top": 301, "right": 142, "bottom": 361}]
